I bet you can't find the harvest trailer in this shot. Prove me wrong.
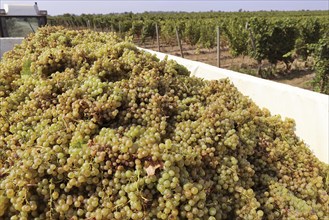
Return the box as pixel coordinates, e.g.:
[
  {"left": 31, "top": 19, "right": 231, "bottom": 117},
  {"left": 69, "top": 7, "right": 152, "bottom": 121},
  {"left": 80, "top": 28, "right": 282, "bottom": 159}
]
[{"left": 0, "top": 2, "right": 47, "bottom": 58}]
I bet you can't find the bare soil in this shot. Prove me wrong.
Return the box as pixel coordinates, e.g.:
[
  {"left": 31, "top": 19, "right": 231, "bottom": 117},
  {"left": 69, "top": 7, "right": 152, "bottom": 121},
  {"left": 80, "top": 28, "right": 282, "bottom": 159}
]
[{"left": 138, "top": 41, "right": 315, "bottom": 91}]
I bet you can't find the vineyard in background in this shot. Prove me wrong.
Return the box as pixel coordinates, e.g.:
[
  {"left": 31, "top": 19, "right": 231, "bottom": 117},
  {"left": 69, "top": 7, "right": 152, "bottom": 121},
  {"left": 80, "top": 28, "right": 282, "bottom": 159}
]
[{"left": 49, "top": 11, "right": 329, "bottom": 94}]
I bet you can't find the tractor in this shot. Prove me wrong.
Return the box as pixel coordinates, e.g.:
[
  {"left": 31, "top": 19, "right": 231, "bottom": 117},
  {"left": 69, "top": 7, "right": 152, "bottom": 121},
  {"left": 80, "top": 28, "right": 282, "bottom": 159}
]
[{"left": 0, "top": 2, "right": 47, "bottom": 58}]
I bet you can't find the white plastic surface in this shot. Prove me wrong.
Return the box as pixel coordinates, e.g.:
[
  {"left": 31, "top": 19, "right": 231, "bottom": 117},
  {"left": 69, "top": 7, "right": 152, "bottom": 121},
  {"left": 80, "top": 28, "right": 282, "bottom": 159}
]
[
  {"left": 4, "top": 4, "right": 39, "bottom": 16},
  {"left": 142, "top": 48, "right": 329, "bottom": 164},
  {"left": 0, "top": 37, "right": 24, "bottom": 58}
]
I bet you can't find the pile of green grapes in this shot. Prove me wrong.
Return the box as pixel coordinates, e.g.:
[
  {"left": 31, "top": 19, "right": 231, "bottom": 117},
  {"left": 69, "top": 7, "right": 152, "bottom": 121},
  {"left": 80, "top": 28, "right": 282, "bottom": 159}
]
[{"left": 0, "top": 26, "right": 328, "bottom": 220}]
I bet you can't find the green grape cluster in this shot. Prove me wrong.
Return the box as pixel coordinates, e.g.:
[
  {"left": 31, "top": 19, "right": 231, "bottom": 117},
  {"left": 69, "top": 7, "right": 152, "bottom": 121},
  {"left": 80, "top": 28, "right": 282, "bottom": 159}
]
[{"left": 0, "top": 26, "right": 328, "bottom": 220}]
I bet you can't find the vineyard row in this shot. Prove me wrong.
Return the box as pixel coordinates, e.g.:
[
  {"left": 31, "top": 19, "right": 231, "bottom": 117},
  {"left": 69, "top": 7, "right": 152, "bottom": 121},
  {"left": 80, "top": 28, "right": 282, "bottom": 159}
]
[{"left": 49, "top": 11, "right": 329, "bottom": 94}]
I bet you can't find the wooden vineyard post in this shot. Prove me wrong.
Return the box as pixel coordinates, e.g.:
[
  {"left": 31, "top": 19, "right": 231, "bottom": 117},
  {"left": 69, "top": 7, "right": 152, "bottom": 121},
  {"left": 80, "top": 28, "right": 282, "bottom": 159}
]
[
  {"left": 175, "top": 27, "right": 184, "bottom": 58},
  {"left": 246, "top": 22, "right": 261, "bottom": 75},
  {"left": 246, "top": 22, "right": 256, "bottom": 53},
  {"left": 155, "top": 23, "right": 160, "bottom": 52},
  {"left": 217, "top": 26, "right": 221, "bottom": 68},
  {"left": 87, "top": 20, "right": 91, "bottom": 29}
]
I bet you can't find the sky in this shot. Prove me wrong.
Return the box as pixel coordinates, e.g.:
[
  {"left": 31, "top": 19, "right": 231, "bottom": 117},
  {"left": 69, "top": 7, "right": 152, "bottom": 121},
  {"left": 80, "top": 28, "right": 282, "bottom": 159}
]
[{"left": 0, "top": 0, "right": 328, "bottom": 15}]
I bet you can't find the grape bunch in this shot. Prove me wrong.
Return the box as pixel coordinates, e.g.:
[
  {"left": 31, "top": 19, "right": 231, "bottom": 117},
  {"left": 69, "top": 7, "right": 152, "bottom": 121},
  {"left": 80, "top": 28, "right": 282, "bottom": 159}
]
[{"left": 0, "top": 26, "right": 328, "bottom": 220}]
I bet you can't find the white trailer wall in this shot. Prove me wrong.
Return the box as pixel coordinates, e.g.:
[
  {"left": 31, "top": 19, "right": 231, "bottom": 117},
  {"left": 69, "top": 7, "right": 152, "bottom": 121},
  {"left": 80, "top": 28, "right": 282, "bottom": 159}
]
[{"left": 142, "top": 48, "right": 329, "bottom": 164}]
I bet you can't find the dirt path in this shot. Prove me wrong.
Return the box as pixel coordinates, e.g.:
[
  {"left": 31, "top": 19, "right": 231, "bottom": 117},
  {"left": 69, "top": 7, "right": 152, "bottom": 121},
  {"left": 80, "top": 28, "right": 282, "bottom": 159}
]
[{"left": 272, "top": 70, "right": 315, "bottom": 90}]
